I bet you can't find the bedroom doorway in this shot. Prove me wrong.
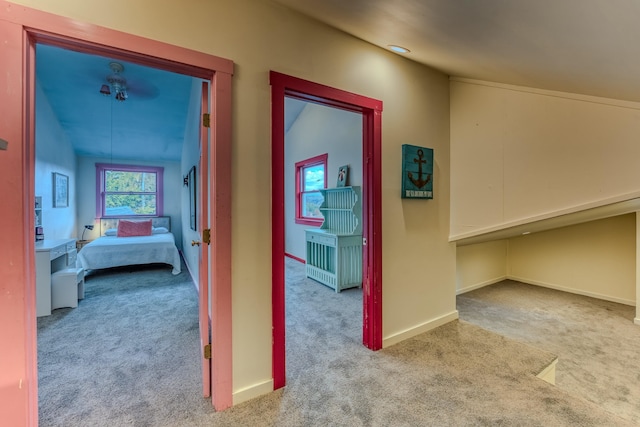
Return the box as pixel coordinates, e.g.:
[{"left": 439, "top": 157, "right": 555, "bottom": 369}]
[
  {"left": 0, "top": 5, "right": 233, "bottom": 420},
  {"left": 270, "top": 72, "right": 383, "bottom": 389},
  {"left": 30, "top": 41, "right": 230, "bottom": 407}
]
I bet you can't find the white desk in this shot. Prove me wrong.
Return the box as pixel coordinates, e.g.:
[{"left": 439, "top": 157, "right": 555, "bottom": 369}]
[{"left": 36, "top": 239, "right": 76, "bottom": 317}]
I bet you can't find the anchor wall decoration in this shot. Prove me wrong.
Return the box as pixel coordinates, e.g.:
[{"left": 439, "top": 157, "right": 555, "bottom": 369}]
[{"left": 401, "top": 144, "right": 434, "bottom": 199}]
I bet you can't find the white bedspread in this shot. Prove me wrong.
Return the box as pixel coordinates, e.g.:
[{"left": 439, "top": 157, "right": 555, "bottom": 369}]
[{"left": 78, "top": 233, "right": 181, "bottom": 275}]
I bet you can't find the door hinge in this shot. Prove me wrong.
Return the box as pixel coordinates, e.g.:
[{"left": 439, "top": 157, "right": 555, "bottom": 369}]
[
  {"left": 203, "top": 228, "right": 211, "bottom": 245},
  {"left": 202, "top": 113, "right": 211, "bottom": 128},
  {"left": 204, "top": 344, "right": 211, "bottom": 360},
  {"left": 363, "top": 237, "right": 367, "bottom": 246}
]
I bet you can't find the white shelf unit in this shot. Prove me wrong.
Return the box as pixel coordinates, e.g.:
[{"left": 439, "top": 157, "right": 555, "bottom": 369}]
[
  {"left": 35, "top": 238, "right": 77, "bottom": 316},
  {"left": 305, "top": 186, "right": 362, "bottom": 292}
]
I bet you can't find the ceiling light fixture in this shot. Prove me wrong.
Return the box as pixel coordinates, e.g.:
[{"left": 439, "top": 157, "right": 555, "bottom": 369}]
[
  {"left": 99, "top": 62, "right": 128, "bottom": 101},
  {"left": 388, "top": 45, "right": 410, "bottom": 53}
]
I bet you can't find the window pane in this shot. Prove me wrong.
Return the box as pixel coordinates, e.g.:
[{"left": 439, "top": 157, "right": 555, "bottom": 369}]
[
  {"left": 106, "top": 171, "right": 157, "bottom": 192},
  {"left": 303, "top": 165, "right": 324, "bottom": 191},
  {"left": 302, "top": 191, "right": 324, "bottom": 218},
  {"left": 105, "top": 194, "right": 157, "bottom": 215}
]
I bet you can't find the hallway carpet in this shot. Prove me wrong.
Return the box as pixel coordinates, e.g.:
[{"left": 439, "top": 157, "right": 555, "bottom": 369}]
[
  {"left": 458, "top": 279, "right": 640, "bottom": 424},
  {"left": 37, "top": 260, "right": 634, "bottom": 426}
]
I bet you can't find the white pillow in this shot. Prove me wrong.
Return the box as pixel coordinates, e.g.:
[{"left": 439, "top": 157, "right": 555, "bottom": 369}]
[
  {"left": 152, "top": 226, "right": 169, "bottom": 234},
  {"left": 104, "top": 228, "right": 117, "bottom": 236}
]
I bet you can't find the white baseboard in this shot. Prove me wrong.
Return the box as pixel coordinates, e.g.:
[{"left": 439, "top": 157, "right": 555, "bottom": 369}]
[
  {"left": 180, "top": 251, "right": 199, "bottom": 291},
  {"left": 457, "top": 276, "right": 507, "bottom": 295},
  {"left": 508, "top": 275, "right": 636, "bottom": 307},
  {"left": 634, "top": 318, "right": 640, "bottom": 326},
  {"left": 382, "top": 311, "right": 459, "bottom": 348},
  {"left": 232, "top": 379, "right": 274, "bottom": 406}
]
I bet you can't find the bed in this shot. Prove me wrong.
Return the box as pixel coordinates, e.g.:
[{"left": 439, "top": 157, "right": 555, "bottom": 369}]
[{"left": 77, "top": 217, "right": 181, "bottom": 275}]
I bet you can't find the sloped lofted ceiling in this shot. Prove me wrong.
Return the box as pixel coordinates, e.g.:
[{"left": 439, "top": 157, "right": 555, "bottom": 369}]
[
  {"left": 268, "top": 0, "right": 640, "bottom": 242},
  {"left": 36, "top": 44, "right": 199, "bottom": 162},
  {"left": 271, "top": 0, "right": 640, "bottom": 103},
  {"left": 37, "top": 2, "right": 640, "bottom": 161}
]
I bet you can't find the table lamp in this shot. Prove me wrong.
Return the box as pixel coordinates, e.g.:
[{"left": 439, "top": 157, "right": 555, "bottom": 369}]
[{"left": 81, "top": 224, "right": 94, "bottom": 241}]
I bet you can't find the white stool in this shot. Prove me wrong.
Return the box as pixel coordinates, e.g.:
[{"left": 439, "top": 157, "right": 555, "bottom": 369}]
[{"left": 51, "top": 267, "right": 85, "bottom": 310}]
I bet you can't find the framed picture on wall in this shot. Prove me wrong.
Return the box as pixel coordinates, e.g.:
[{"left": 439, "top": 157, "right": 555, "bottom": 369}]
[
  {"left": 52, "top": 172, "right": 69, "bottom": 207},
  {"left": 337, "top": 165, "right": 349, "bottom": 187},
  {"left": 188, "top": 165, "right": 197, "bottom": 231},
  {"left": 401, "top": 144, "right": 433, "bottom": 199}
]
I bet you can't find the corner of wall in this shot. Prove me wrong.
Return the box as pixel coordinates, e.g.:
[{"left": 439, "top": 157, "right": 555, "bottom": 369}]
[{"left": 382, "top": 311, "right": 459, "bottom": 348}]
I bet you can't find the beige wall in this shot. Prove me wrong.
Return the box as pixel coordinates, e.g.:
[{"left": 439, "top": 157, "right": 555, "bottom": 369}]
[
  {"left": 13, "top": 0, "right": 455, "bottom": 402},
  {"left": 456, "top": 215, "right": 636, "bottom": 306},
  {"left": 508, "top": 214, "right": 635, "bottom": 305},
  {"left": 450, "top": 78, "right": 640, "bottom": 240},
  {"left": 456, "top": 240, "right": 507, "bottom": 294}
]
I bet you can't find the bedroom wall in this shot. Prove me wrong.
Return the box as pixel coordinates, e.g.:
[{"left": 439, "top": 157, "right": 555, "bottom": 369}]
[
  {"left": 76, "top": 156, "right": 183, "bottom": 250},
  {"left": 450, "top": 78, "right": 640, "bottom": 240},
  {"left": 180, "top": 79, "right": 203, "bottom": 283},
  {"left": 7, "top": 0, "right": 454, "bottom": 406},
  {"left": 284, "top": 101, "right": 363, "bottom": 261},
  {"left": 35, "top": 80, "right": 77, "bottom": 240}
]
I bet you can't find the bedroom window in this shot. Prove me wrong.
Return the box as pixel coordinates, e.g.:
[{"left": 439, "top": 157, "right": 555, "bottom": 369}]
[
  {"left": 96, "top": 163, "right": 164, "bottom": 217},
  {"left": 295, "top": 153, "right": 327, "bottom": 226}
]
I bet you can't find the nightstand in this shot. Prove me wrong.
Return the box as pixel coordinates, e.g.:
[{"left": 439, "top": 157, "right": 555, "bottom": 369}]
[{"left": 76, "top": 240, "right": 92, "bottom": 251}]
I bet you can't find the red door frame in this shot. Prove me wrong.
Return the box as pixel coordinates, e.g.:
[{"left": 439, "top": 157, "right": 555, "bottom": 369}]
[
  {"left": 270, "top": 71, "right": 383, "bottom": 389},
  {"left": 0, "top": 3, "right": 234, "bottom": 423}
]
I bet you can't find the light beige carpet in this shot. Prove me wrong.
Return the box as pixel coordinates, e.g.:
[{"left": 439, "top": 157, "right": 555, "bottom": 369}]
[
  {"left": 458, "top": 279, "right": 640, "bottom": 425},
  {"left": 37, "top": 260, "right": 636, "bottom": 426}
]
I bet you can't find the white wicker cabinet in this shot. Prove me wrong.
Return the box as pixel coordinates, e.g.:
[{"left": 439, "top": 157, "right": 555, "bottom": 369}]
[{"left": 305, "top": 186, "right": 362, "bottom": 292}]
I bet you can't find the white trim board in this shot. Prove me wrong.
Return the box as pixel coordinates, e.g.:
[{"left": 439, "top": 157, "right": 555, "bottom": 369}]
[
  {"left": 457, "top": 276, "right": 507, "bottom": 295},
  {"left": 457, "top": 276, "right": 635, "bottom": 307},
  {"left": 232, "top": 379, "right": 274, "bottom": 406},
  {"left": 382, "top": 311, "right": 459, "bottom": 348},
  {"left": 507, "top": 276, "right": 635, "bottom": 307}
]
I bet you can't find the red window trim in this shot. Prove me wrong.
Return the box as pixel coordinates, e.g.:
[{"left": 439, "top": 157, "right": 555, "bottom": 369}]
[
  {"left": 96, "top": 163, "right": 164, "bottom": 218},
  {"left": 295, "top": 153, "right": 327, "bottom": 226}
]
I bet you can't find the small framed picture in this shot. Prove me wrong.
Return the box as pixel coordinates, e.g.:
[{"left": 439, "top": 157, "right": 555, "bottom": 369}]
[
  {"left": 336, "top": 165, "right": 349, "bottom": 187},
  {"left": 53, "top": 172, "right": 69, "bottom": 207}
]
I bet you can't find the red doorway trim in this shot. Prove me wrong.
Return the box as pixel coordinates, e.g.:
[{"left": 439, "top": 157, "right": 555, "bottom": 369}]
[
  {"left": 0, "top": 3, "right": 233, "bottom": 423},
  {"left": 270, "top": 71, "right": 383, "bottom": 390}
]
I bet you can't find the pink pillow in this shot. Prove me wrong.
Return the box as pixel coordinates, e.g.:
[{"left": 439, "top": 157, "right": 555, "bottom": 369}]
[{"left": 116, "top": 219, "right": 152, "bottom": 237}]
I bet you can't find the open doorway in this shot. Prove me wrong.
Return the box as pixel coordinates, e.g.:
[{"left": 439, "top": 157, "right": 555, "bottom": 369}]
[
  {"left": 33, "top": 43, "right": 205, "bottom": 422},
  {"left": 283, "top": 97, "right": 364, "bottom": 377},
  {"left": 0, "top": 7, "right": 233, "bottom": 421},
  {"left": 270, "top": 72, "right": 383, "bottom": 389}
]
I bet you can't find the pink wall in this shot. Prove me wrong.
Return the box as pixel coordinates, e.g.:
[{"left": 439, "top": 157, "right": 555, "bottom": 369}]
[
  {"left": 0, "top": 12, "right": 38, "bottom": 426},
  {"left": 0, "top": 2, "right": 234, "bottom": 424}
]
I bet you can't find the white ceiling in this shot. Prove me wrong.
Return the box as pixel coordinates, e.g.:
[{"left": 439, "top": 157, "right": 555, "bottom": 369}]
[{"left": 272, "top": 0, "right": 640, "bottom": 103}]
